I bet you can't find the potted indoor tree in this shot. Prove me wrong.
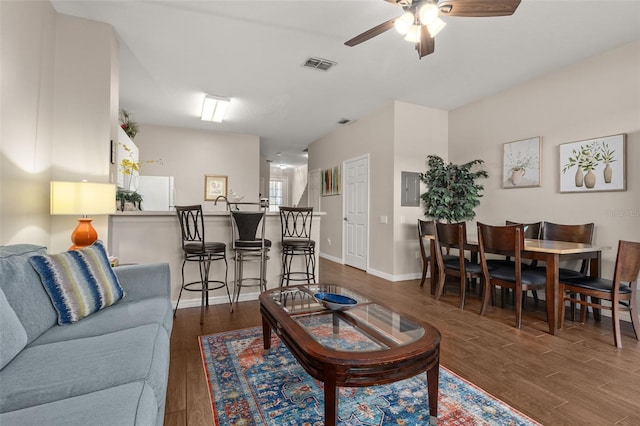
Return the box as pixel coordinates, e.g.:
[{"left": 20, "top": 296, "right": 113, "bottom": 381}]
[{"left": 420, "top": 155, "right": 488, "bottom": 223}]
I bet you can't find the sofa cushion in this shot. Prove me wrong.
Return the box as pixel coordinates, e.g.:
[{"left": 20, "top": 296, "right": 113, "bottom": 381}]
[
  {"left": 29, "top": 241, "right": 125, "bottom": 324},
  {"left": 0, "top": 245, "right": 57, "bottom": 344},
  {"left": 0, "top": 288, "right": 28, "bottom": 370},
  {"left": 0, "top": 324, "right": 169, "bottom": 413},
  {"left": 29, "top": 296, "right": 173, "bottom": 346},
  {"left": 0, "top": 382, "right": 158, "bottom": 426}
]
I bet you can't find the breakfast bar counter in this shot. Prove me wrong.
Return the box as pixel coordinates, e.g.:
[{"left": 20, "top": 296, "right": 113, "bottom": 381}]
[{"left": 108, "top": 210, "right": 323, "bottom": 309}]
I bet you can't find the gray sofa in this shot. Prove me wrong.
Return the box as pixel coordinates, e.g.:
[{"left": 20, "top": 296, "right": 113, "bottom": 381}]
[{"left": 0, "top": 244, "right": 173, "bottom": 426}]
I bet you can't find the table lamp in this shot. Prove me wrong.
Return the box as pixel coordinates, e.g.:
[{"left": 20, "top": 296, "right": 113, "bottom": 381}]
[{"left": 50, "top": 181, "right": 116, "bottom": 250}]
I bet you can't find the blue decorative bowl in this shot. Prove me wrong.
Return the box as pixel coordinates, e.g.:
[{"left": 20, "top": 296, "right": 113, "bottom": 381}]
[{"left": 314, "top": 292, "right": 358, "bottom": 311}]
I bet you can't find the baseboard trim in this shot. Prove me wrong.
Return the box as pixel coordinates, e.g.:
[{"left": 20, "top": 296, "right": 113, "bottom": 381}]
[
  {"left": 173, "top": 292, "right": 259, "bottom": 309},
  {"left": 319, "top": 252, "right": 343, "bottom": 264}
]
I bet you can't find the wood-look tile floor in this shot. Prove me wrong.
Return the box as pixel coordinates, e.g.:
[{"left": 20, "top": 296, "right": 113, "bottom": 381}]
[{"left": 164, "top": 258, "right": 640, "bottom": 426}]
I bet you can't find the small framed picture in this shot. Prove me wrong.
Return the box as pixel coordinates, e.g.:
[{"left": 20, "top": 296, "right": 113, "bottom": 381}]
[
  {"left": 204, "top": 175, "right": 228, "bottom": 201},
  {"left": 502, "top": 137, "right": 542, "bottom": 188},
  {"left": 559, "top": 133, "right": 626, "bottom": 193}
]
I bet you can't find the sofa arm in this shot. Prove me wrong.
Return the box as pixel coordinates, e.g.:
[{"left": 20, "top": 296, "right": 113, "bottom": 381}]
[{"left": 114, "top": 263, "right": 170, "bottom": 301}]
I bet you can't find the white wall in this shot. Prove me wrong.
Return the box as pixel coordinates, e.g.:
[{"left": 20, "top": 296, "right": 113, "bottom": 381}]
[
  {"left": 449, "top": 41, "right": 640, "bottom": 278},
  {"left": 131, "top": 124, "right": 260, "bottom": 210}
]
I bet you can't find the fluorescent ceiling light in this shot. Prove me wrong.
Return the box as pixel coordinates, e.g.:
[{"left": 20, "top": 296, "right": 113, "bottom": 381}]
[{"left": 201, "top": 95, "right": 231, "bottom": 122}]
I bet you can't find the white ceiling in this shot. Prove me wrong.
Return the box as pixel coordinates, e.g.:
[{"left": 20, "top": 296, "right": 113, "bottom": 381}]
[{"left": 51, "top": 0, "right": 640, "bottom": 167}]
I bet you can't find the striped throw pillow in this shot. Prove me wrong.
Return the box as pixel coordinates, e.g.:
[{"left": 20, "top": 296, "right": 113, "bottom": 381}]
[{"left": 29, "top": 240, "right": 125, "bottom": 325}]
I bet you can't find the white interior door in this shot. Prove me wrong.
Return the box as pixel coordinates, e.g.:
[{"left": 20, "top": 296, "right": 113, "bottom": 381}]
[
  {"left": 343, "top": 155, "right": 368, "bottom": 270},
  {"left": 308, "top": 169, "right": 321, "bottom": 211}
]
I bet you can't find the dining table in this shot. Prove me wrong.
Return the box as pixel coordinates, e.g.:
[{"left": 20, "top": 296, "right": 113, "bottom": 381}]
[{"left": 425, "top": 236, "right": 605, "bottom": 335}]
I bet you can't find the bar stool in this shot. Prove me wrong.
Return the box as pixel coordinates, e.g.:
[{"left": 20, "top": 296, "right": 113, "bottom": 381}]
[
  {"left": 228, "top": 202, "right": 271, "bottom": 308},
  {"left": 279, "top": 207, "right": 316, "bottom": 286},
  {"left": 174, "top": 205, "right": 231, "bottom": 324}
]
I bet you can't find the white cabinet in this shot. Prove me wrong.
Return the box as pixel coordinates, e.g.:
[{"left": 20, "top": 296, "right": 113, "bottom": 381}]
[{"left": 116, "top": 127, "right": 139, "bottom": 191}]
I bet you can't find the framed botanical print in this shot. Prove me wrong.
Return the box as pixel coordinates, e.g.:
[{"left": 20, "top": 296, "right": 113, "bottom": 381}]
[
  {"left": 502, "top": 137, "right": 542, "bottom": 188},
  {"left": 559, "top": 134, "right": 625, "bottom": 193}
]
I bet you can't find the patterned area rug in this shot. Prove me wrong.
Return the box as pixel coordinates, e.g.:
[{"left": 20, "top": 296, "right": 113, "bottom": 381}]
[{"left": 200, "top": 327, "right": 540, "bottom": 426}]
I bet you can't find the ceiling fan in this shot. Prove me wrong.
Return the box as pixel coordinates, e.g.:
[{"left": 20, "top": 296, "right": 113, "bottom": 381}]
[{"left": 345, "top": 0, "right": 521, "bottom": 59}]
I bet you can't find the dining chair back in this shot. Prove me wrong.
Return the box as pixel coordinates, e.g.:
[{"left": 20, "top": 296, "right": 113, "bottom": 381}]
[
  {"left": 560, "top": 240, "right": 640, "bottom": 348},
  {"left": 434, "top": 222, "right": 482, "bottom": 309},
  {"left": 506, "top": 220, "right": 542, "bottom": 239},
  {"left": 477, "top": 222, "right": 547, "bottom": 329}
]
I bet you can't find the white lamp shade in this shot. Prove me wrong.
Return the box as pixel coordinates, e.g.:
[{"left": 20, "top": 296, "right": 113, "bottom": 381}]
[
  {"left": 50, "top": 181, "right": 116, "bottom": 216},
  {"left": 404, "top": 25, "right": 422, "bottom": 43},
  {"left": 419, "top": 3, "right": 439, "bottom": 25},
  {"left": 427, "top": 17, "right": 446, "bottom": 37},
  {"left": 394, "top": 12, "right": 414, "bottom": 35}
]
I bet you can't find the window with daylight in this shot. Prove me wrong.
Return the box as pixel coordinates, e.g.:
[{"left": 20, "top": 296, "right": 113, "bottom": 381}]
[{"left": 269, "top": 179, "right": 286, "bottom": 212}]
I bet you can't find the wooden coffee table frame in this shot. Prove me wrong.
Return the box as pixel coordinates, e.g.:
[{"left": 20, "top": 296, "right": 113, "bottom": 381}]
[{"left": 259, "top": 284, "right": 441, "bottom": 426}]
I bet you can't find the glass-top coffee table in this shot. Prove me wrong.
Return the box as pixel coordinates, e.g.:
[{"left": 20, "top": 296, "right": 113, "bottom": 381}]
[{"left": 259, "top": 284, "right": 441, "bottom": 426}]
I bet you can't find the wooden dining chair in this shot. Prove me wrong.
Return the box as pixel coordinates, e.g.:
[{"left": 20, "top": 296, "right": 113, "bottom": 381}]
[
  {"left": 477, "top": 223, "right": 548, "bottom": 329},
  {"left": 540, "top": 221, "right": 595, "bottom": 319},
  {"left": 418, "top": 219, "right": 455, "bottom": 288},
  {"left": 560, "top": 240, "right": 640, "bottom": 348},
  {"left": 434, "top": 222, "right": 482, "bottom": 309},
  {"left": 492, "top": 220, "right": 543, "bottom": 305}
]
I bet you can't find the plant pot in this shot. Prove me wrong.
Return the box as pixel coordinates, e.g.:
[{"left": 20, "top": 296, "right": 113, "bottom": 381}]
[
  {"left": 584, "top": 170, "right": 596, "bottom": 188},
  {"left": 603, "top": 163, "right": 612, "bottom": 183},
  {"left": 574, "top": 168, "right": 584, "bottom": 187},
  {"left": 510, "top": 168, "right": 525, "bottom": 186}
]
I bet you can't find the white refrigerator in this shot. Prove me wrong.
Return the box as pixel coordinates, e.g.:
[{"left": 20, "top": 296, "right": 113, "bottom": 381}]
[{"left": 137, "top": 176, "right": 175, "bottom": 211}]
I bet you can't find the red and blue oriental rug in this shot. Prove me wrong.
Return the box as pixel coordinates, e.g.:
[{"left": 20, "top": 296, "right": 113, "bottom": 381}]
[{"left": 199, "top": 327, "right": 541, "bottom": 425}]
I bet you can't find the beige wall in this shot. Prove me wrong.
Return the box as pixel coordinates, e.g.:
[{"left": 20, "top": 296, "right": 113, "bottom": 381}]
[
  {"left": 449, "top": 41, "right": 640, "bottom": 278},
  {"left": 309, "top": 104, "right": 395, "bottom": 273},
  {"left": 309, "top": 102, "right": 449, "bottom": 279},
  {"left": 1, "top": 0, "right": 56, "bottom": 246},
  {"left": 1, "top": 1, "right": 117, "bottom": 252},
  {"left": 393, "top": 102, "right": 448, "bottom": 279},
  {"left": 131, "top": 124, "right": 260, "bottom": 210}
]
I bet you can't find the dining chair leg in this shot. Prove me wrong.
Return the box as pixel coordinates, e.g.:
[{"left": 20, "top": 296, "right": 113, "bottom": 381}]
[
  {"left": 514, "top": 283, "right": 523, "bottom": 329},
  {"left": 480, "top": 281, "right": 491, "bottom": 316},
  {"left": 630, "top": 287, "right": 640, "bottom": 340},
  {"left": 612, "top": 300, "right": 622, "bottom": 349},
  {"left": 420, "top": 259, "right": 428, "bottom": 287},
  {"left": 592, "top": 297, "right": 602, "bottom": 321},
  {"left": 559, "top": 287, "right": 567, "bottom": 330},
  {"left": 459, "top": 276, "right": 466, "bottom": 310},
  {"left": 435, "top": 273, "right": 446, "bottom": 300}
]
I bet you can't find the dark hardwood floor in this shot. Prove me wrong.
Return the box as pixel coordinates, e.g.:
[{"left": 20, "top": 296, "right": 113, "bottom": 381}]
[{"left": 164, "top": 258, "right": 640, "bottom": 426}]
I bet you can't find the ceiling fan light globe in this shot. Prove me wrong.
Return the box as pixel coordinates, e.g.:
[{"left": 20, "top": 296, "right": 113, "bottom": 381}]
[
  {"left": 419, "top": 3, "right": 439, "bottom": 25},
  {"left": 404, "top": 25, "right": 422, "bottom": 43},
  {"left": 394, "top": 12, "right": 414, "bottom": 35},
  {"left": 426, "top": 17, "right": 446, "bottom": 37}
]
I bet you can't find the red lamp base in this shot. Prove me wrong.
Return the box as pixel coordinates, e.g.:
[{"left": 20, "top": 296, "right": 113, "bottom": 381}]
[{"left": 70, "top": 218, "right": 98, "bottom": 250}]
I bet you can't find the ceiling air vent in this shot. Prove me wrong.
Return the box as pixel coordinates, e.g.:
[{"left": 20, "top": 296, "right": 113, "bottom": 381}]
[{"left": 303, "top": 57, "right": 337, "bottom": 71}]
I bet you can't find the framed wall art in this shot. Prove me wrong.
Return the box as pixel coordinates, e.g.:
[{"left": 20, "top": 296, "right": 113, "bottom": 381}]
[
  {"left": 559, "top": 133, "right": 626, "bottom": 193},
  {"left": 502, "top": 137, "right": 541, "bottom": 188},
  {"left": 204, "top": 175, "right": 228, "bottom": 201},
  {"left": 321, "top": 166, "right": 341, "bottom": 196}
]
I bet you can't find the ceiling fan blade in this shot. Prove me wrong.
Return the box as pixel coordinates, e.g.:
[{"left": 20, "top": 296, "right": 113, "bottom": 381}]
[
  {"left": 345, "top": 17, "right": 398, "bottom": 47},
  {"left": 416, "top": 26, "right": 435, "bottom": 59},
  {"left": 438, "top": 0, "right": 521, "bottom": 17}
]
